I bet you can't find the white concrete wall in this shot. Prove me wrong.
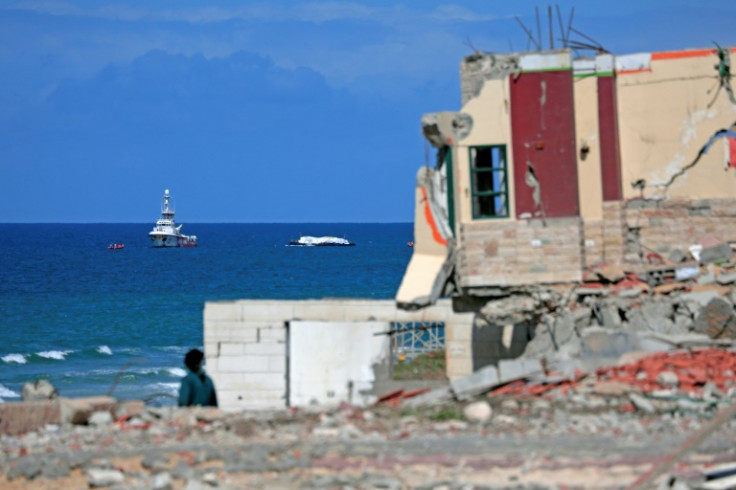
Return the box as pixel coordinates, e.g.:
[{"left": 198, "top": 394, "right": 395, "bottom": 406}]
[
  {"left": 203, "top": 299, "right": 474, "bottom": 412},
  {"left": 289, "top": 321, "right": 389, "bottom": 407}
]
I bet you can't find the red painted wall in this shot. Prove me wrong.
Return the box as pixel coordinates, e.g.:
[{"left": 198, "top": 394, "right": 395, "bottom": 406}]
[
  {"left": 510, "top": 70, "right": 579, "bottom": 218},
  {"left": 597, "top": 75, "right": 623, "bottom": 201}
]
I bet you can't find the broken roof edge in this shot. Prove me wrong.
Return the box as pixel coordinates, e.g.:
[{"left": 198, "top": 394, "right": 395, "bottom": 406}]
[{"left": 464, "top": 45, "right": 733, "bottom": 81}]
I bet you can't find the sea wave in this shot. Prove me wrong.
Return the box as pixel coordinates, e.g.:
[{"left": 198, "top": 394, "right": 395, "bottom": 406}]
[
  {"left": 2, "top": 353, "right": 27, "bottom": 364},
  {"left": 96, "top": 345, "right": 113, "bottom": 355},
  {"left": 37, "top": 350, "right": 73, "bottom": 360},
  {"left": 166, "top": 367, "right": 187, "bottom": 378},
  {"left": 157, "top": 346, "right": 192, "bottom": 354},
  {"left": 0, "top": 384, "right": 20, "bottom": 398},
  {"left": 152, "top": 382, "right": 180, "bottom": 395}
]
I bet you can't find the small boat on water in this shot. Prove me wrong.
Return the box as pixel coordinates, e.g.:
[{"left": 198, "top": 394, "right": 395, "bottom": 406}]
[
  {"left": 288, "top": 236, "right": 355, "bottom": 247},
  {"left": 108, "top": 243, "right": 125, "bottom": 250},
  {"left": 149, "top": 189, "right": 198, "bottom": 248}
]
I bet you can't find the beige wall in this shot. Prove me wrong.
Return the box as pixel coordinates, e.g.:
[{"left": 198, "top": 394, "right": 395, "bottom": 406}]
[
  {"left": 617, "top": 52, "right": 736, "bottom": 200},
  {"left": 453, "top": 77, "right": 516, "bottom": 230},
  {"left": 573, "top": 75, "right": 603, "bottom": 221}
]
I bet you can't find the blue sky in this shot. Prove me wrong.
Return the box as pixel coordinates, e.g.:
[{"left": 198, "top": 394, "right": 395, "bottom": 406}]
[{"left": 1, "top": 1, "right": 734, "bottom": 222}]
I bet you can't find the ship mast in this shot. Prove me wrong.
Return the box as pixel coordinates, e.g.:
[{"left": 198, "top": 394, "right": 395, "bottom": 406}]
[{"left": 161, "top": 189, "right": 175, "bottom": 219}]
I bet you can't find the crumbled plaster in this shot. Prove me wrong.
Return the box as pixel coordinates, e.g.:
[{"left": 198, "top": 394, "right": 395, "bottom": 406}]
[
  {"left": 460, "top": 52, "right": 520, "bottom": 105},
  {"left": 421, "top": 112, "right": 473, "bottom": 147}
]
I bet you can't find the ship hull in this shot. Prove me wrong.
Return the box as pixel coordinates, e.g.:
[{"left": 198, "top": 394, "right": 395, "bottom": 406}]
[
  {"left": 149, "top": 233, "right": 180, "bottom": 247},
  {"left": 149, "top": 233, "right": 196, "bottom": 247}
]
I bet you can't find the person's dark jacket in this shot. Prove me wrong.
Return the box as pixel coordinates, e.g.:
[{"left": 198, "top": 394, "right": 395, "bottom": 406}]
[{"left": 178, "top": 368, "right": 218, "bottom": 407}]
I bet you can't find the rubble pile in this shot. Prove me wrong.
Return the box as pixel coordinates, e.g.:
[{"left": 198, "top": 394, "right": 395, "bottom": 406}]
[
  {"left": 2, "top": 388, "right": 736, "bottom": 489},
  {"left": 491, "top": 348, "right": 736, "bottom": 402},
  {"left": 511, "top": 257, "right": 736, "bottom": 367}
]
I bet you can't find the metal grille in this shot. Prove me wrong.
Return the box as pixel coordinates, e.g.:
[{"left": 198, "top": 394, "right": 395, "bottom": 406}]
[{"left": 390, "top": 321, "right": 445, "bottom": 360}]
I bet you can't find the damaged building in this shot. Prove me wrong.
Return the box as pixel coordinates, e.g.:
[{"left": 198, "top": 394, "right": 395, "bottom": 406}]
[
  {"left": 398, "top": 44, "right": 736, "bottom": 309},
  {"left": 201, "top": 43, "right": 736, "bottom": 413},
  {"left": 393, "top": 43, "right": 736, "bottom": 378}
]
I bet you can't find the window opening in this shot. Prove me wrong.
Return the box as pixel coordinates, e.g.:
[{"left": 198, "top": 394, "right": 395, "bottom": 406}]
[
  {"left": 470, "top": 145, "right": 509, "bottom": 218},
  {"left": 389, "top": 321, "right": 446, "bottom": 381}
]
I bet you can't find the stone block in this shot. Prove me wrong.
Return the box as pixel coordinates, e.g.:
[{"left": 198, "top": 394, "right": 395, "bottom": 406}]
[
  {"left": 206, "top": 322, "right": 258, "bottom": 343},
  {"left": 244, "top": 342, "right": 286, "bottom": 356},
  {"left": 242, "top": 372, "right": 286, "bottom": 391},
  {"left": 204, "top": 302, "right": 243, "bottom": 321},
  {"left": 219, "top": 343, "right": 244, "bottom": 356},
  {"left": 582, "top": 328, "right": 640, "bottom": 358},
  {"left": 450, "top": 365, "right": 499, "bottom": 401},
  {"left": 204, "top": 341, "right": 219, "bottom": 359},
  {"left": 212, "top": 372, "right": 244, "bottom": 388},
  {"left": 21, "top": 379, "right": 58, "bottom": 401},
  {"left": 0, "top": 400, "right": 61, "bottom": 435},
  {"left": 60, "top": 396, "right": 116, "bottom": 425},
  {"left": 267, "top": 356, "right": 287, "bottom": 373},
  {"left": 700, "top": 243, "right": 733, "bottom": 264},
  {"left": 497, "top": 359, "right": 543, "bottom": 383},
  {"left": 292, "top": 301, "right": 347, "bottom": 321},
  {"left": 717, "top": 272, "right": 736, "bottom": 285},
  {"left": 342, "top": 303, "right": 396, "bottom": 322},
  {"left": 694, "top": 297, "right": 736, "bottom": 339},
  {"left": 217, "top": 355, "right": 269, "bottom": 373},
  {"left": 241, "top": 301, "right": 295, "bottom": 321}
]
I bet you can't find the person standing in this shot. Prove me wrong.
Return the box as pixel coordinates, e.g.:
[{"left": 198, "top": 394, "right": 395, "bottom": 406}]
[{"left": 178, "top": 348, "right": 218, "bottom": 407}]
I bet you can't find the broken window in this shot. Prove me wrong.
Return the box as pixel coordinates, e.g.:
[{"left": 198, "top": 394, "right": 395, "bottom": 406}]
[{"left": 469, "top": 145, "right": 508, "bottom": 218}]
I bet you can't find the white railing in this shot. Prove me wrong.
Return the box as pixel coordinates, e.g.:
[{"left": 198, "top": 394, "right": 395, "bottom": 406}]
[{"left": 389, "top": 321, "right": 445, "bottom": 360}]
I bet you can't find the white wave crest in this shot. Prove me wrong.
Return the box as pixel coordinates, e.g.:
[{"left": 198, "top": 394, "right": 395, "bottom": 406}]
[
  {"left": 153, "top": 382, "right": 180, "bottom": 394},
  {"left": 96, "top": 345, "right": 113, "bottom": 355},
  {"left": 158, "top": 346, "right": 191, "bottom": 353},
  {"left": 166, "top": 367, "right": 187, "bottom": 378},
  {"left": 37, "top": 350, "right": 72, "bottom": 360},
  {"left": 2, "top": 354, "right": 27, "bottom": 364},
  {"left": 0, "top": 384, "right": 20, "bottom": 398}
]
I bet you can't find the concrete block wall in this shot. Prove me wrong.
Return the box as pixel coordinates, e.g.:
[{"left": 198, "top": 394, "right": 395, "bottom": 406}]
[
  {"left": 457, "top": 217, "right": 584, "bottom": 288},
  {"left": 582, "top": 219, "right": 605, "bottom": 268},
  {"left": 618, "top": 198, "right": 736, "bottom": 269},
  {"left": 204, "top": 299, "right": 474, "bottom": 412},
  {"left": 602, "top": 201, "right": 626, "bottom": 266},
  {"left": 203, "top": 300, "right": 288, "bottom": 411}
]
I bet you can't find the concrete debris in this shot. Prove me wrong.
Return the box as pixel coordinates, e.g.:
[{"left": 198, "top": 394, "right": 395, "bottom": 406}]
[
  {"left": 462, "top": 400, "right": 492, "bottom": 423},
  {"left": 0, "top": 365, "right": 735, "bottom": 488},
  {"left": 699, "top": 242, "right": 733, "bottom": 265},
  {"left": 694, "top": 297, "right": 736, "bottom": 339},
  {"left": 6, "top": 266, "right": 736, "bottom": 488},
  {"left": 21, "top": 380, "right": 58, "bottom": 402},
  {"left": 421, "top": 112, "right": 473, "bottom": 147},
  {"left": 489, "top": 347, "right": 736, "bottom": 403},
  {"left": 478, "top": 294, "right": 541, "bottom": 324},
  {"left": 450, "top": 365, "right": 499, "bottom": 401}
]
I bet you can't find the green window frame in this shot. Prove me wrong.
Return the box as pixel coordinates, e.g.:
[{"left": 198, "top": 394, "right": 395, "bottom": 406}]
[
  {"left": 441, "top": 147, "right": 456, "bottom": 236},
  {"left": 469, "top": 145, "right": 509, "bottom": 219}
]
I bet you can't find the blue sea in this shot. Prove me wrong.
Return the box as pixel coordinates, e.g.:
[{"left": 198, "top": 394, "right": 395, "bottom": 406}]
[{"left": 0, "top": 223, "right": 413, "bottom": 405}]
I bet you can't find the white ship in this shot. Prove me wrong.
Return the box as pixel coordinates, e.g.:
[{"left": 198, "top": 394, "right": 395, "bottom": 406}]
[
  {"left": 288, "top": 236, "right": 355, "bottom": 247},
  {"left": 149, "top": 189, "right": 197, "bottom": 247}
]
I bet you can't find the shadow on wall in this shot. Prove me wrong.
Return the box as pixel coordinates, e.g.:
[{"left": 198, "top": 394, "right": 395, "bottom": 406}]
[{"left": 472, "top": 320, "right": 532, "bottom": 370}]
